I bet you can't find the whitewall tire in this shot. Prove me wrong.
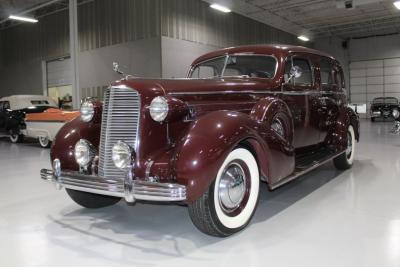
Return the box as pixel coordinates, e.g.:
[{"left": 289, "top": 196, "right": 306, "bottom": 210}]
[
  {"left": 38, "top": 136, "right": 51, "bottom": 148},
  {"left": 188, "top": 148, "right": 260, "bottom": 237},
  {"left": 333, "top": 125, "right": 356, "bottom": 170},
  {"left": 9, "top": 133, "right": 23, "bottom": 143}
]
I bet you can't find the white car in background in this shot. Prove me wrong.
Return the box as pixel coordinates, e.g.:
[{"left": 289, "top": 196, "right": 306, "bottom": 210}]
[{"left": 0, "top": 95, "right": 58, "bottom": 143}]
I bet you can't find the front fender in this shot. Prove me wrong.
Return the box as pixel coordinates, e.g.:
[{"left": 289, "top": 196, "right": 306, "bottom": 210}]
[
  {"left": 50, "top": 117, "right": 100, "bottom": 171},
  {"left": 174, "top": 110, "right": 262, "bottom": 202}
]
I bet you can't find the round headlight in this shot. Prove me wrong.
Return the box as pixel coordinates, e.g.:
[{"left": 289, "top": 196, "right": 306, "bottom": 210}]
[
  {"left": 112, "top": 141, "right": 133, "bottom": 170},
  {"left": 74, "top": 139, "right": 95, "bottom": 167},
  {"left": 80, "top": 101, "right": 94, "bottom": 122},
  {"left": 393, "top": 109, "right": 400, "bottom": 119},
  {"left": 149, "top": 96, "right": 169, "bottom": 122}
]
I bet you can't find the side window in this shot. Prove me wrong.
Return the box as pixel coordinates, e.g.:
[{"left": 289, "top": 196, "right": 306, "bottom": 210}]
[
  {"left": 335, "top": 67, "right": 345, "bottom": 90},
  {"left": 284, "top": 57, "right": 312, "bottom": 86},
  {"left": 320, "top": 59, "right": 334, "bottom": 87}
]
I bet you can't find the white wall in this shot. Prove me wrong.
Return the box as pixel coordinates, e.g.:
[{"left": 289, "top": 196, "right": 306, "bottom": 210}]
[{"left": 349, "top": 34, "right": 400, "bottom": 61}]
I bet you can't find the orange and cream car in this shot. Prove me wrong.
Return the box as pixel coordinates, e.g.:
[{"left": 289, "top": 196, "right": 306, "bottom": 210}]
[{"left": 24, "top": 108, "right": 79, "bottom": 148}]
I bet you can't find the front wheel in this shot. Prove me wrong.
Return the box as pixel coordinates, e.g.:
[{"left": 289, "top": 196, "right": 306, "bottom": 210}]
[
  {"left": 188, "top": 148, "right": 260, "bottom": 237},
  {"left": 9, "top": 132, "right": 24, "bottom": 143},
  {"left": 333, "top": 124, "right": 356, "bottom": 170},
  {"left": 66, "top": 189, "right": 121, "bottom": 209}
]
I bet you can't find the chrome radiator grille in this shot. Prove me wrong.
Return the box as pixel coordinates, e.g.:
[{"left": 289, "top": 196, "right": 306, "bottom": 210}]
[{"left": 98, "top": 87, "right": 140, "bottom": 181}]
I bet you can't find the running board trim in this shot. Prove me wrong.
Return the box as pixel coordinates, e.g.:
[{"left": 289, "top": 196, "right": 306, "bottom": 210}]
[{"left": 269, "top": 150, "right": 346, "bottom": 190}]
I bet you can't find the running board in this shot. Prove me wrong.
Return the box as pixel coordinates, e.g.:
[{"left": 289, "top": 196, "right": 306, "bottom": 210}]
[{"left": 269, "top": 150, "right": 345, "bottom": 190}]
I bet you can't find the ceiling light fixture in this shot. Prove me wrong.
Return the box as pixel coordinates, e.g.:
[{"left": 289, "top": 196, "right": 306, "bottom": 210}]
[
  {"left": 298, "top": 35, "right": 310, "bottom": 42},
  {"left": 9, "top": 15, "right": 38, "bottom": 23},
  {"left": 210, "top": 4, "right": 231, "bottom": 13},
  {"left": 394, "top": 1, "right": 400, "bottom": 10}
]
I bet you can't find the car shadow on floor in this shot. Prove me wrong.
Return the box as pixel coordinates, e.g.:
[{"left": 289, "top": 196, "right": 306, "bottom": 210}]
[{"left": 45, "top": 158, "right": 377, "bottom": 261}]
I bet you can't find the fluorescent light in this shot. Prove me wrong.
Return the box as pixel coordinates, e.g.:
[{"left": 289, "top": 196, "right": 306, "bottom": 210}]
[
  {"left": 9, "top": 15, "right": 38, "bottom": 23},
  {"left": 298, "top": 35, "right": 310, "bottom": 42},
  {"left": 210, "top": 3, "right": 231, "bottom": 13},
  {"left": 394, "top": 1, "right": 400, "bottom": 10}
]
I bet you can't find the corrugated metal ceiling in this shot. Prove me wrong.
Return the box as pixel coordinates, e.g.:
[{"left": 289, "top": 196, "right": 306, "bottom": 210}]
[{"left": 203, "top": 0, "right": 400, "bottom": 39}]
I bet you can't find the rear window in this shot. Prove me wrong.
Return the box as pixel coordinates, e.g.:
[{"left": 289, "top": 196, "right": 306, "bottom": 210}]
[{"left": 31, "top": 100, "right": 50, "bottom": 105}]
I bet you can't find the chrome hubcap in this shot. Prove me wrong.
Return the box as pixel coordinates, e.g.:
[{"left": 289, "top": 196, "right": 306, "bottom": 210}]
[
  {"left": 346, "top": 131, "right": 353, "bottom": 158},
  {"left": 218, "top": 163, "right": 246, "bottom": 212}
]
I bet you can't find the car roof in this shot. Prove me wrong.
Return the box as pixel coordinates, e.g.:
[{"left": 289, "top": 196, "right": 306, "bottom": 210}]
[{"left": 192, "top": 44, "right": 335, "bottom": 66}]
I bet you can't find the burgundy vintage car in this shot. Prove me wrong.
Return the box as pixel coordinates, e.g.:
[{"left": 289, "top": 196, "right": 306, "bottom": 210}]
[{"left": 41, "top": 45, "right": 359, "bottom": 237}]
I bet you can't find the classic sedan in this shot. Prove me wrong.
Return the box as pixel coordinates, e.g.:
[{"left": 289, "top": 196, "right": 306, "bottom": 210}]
[{"left": 40, "top": 45, "right": 359, "bottom": 237}]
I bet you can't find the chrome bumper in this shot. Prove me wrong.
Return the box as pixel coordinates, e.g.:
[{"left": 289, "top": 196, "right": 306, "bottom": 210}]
[{"left": 40, "top": 168, "right": 186, "bottom": 202}]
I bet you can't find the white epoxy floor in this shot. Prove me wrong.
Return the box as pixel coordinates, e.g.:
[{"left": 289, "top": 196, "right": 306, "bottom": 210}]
[{"left": 1, "top": 119, "right": 400, "bottom": 267}]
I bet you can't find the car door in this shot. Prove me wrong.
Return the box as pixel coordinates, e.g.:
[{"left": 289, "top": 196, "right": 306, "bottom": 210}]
[
  {"left": 318, "top": 58, "right": 341, "bottom": 142},
  {"left": 281, "top": 54, "right": 320, "bottom": 148}
]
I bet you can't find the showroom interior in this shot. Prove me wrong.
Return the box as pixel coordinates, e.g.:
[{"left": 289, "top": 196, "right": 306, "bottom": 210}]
[{"left": 1, "top": 0, "right": 400, "bottom": 266}]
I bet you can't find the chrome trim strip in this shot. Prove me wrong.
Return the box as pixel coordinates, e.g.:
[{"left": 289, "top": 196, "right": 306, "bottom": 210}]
[
  {"left": 269, "top": 150, "right": 346, "bottom": 190},
  {"left": 169, "top": 90, "right": 346, "bottom": 96}
]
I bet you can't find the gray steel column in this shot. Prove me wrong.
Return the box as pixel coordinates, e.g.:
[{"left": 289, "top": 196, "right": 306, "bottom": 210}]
[{"left": 69, "top": 0, "right": 80, "bottom": 109}]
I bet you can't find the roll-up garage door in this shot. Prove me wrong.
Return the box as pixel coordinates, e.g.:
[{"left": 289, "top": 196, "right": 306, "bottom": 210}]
[
  {"left": 47, "top": 58, "right": 72, "bottom": 87},
  {"left": 350, "top": 58, "right": 400, "bottom": 118}
]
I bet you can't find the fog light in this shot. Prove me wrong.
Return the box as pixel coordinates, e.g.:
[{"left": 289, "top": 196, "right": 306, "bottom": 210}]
[
  {"left": 112, "top": 141, "right": 133, "bottom": 170},
  {"left": 74, "top": 139, "right": 95, "bottom": 168},
  {"left": 393, "top": 109, "right": 400, "bottom": 119}
]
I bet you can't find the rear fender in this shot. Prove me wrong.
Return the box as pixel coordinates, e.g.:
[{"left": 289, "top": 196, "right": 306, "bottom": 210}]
[{"left": 326, "top": 106, "right": 360, "bottom": 152}]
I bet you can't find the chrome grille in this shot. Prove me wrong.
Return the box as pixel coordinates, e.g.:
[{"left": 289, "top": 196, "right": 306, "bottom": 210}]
[{"left": 98, "top": 87, "right": 140, "bottom": 181}]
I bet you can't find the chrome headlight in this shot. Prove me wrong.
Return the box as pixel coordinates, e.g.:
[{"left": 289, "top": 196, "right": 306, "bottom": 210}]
[
  {"left": 112, "top": 141, "right": 133, "bottom": 170},
  {"left": 80, "top": 101, "right": 94, "bottom": 122},
  {"left": 74, "top": 139, "right": 95, "bottom": 167},
  {"left": 393, "top": 109, "right": 400, "bottom": 119},
  {"left": 149, "top": 96, "right": 169, "bottom": 122}
]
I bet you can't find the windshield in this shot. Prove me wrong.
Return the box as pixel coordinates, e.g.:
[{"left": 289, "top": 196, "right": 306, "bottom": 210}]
[
  {"left": 189, "top": 55, "right": 277, "bottom": 79},
  {"left": 373, "top": 97, "right": 398, "bottom": 104}
]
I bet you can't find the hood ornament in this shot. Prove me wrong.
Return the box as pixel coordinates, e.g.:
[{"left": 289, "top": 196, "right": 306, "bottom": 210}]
[
  {"left": 113, "top": 62, "right": 135, "bottom": 79},
  {"left": 113, "top": 62, "right": 124, "bottom": 75}
]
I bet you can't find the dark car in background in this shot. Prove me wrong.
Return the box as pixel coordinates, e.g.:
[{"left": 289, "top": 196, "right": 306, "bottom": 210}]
[
  {"left": 370, "top": 97, "right": 400, "bottom": 122},
  {"left": 0, "top": 95, "right": 57, "bottom": 143}
]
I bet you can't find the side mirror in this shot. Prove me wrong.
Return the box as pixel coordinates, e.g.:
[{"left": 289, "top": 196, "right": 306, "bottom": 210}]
[{"left": 290, "top": 65, "right": 302, "bottom": 79}]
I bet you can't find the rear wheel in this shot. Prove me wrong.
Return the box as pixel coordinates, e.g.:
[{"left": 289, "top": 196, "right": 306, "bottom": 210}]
[
  {"left": 66, "top": 189, "right": 121, "bottom": 209},
  {"left": 333, "top": 125, "right": 356, "bottom": 170},
  {"left": 38, "top": 136, "right": 51, "bottom": 148},
  {"left": 370, "top": 117, "right": 375, "bottom": 122},
  {"left": 188, "top": 148, "right": 260, "bottom": 237}
]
